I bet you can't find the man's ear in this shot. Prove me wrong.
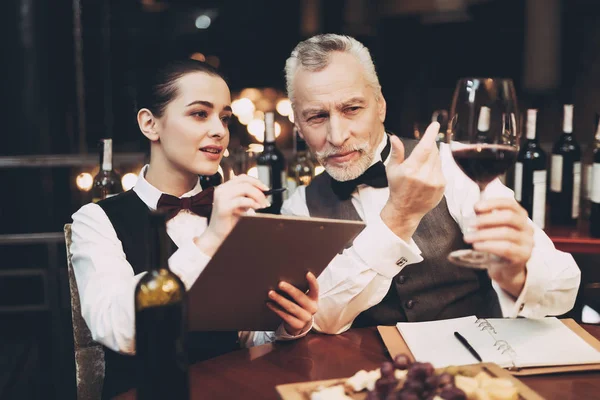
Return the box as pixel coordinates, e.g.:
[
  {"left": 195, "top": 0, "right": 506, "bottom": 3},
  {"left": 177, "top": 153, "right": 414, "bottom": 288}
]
[
  {"left": 377, "top": 92, "right": 387, "bottom": 124},
  {"left": 137, "top": 108, "right": 160, "bottom": 142}
]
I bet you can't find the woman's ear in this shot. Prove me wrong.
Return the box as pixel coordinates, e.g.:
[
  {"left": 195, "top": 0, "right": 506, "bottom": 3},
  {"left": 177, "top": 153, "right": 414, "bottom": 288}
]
[{"left": 137, "top": 108, "right": 160, "bottom": 142}]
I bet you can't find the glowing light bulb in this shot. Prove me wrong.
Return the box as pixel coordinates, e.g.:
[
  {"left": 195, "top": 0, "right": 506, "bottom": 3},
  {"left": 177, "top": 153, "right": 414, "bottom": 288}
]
[
  {"left": 76, "top": 172, "right": 93, "bottom": 191},
  {"left": 121, "top": 173, "right": 138, "bottom": 191},
  {"left": 247, "top": 166, "right": 258, "bottom": 178},
  {"left": 276, "top": 98, "right": 292, "bottom": 116}
]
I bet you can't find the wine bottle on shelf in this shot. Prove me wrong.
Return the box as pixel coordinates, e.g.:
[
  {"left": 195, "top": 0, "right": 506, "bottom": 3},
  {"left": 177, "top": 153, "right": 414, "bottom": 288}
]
[
  {"left": 92, "top": 138, "right": 123, "bottom": 202},
  {"left": 476, "top": 106, "right": 491, "bottom": 144},
  {"left": 589, "top": 118, "right": 600, "bottom": 237},
  {"left": 256, "top": 112, "right": 287, "bottom": 214},
  {"left": 135, "top": 212, "right": 189, "bottom": 400},
  {"left": 199, "top": 171, "right": 222, "bottom": 189},
  {"left": 514, "top": 109, "right": 547, "bottom": 228},
  {"left": 582, "top": 113, "right": 600, "bottom": 220},
  {"left": 549, "top": 104, "right": 582, "bottom": 226},
  {"left": 287, "top": 128, "right": 314, "bottom": 195}
]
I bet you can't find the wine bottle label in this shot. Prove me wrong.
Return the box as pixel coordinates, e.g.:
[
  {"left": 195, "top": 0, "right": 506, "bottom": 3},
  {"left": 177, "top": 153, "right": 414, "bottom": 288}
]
[
  {"left": 592, "top": 163, "right": 600, "bottom": 203},
  {"left": 532, "top": 170, "right": 547, "bottom": 229},
  {"left": 102, "top": 140, "right": 113, "bottom": 171},
  {"left": 585, "top": 164, "right": 593, "bottom": 200},
  {"left": 514, "top": 162, "right": 523, "bottom": 201},
  {"left": 572, "top": 162, "right": 581, "bottom": 219},
  {"left": 281, "top": 171, "right": 288, "bottom": 200},
  {"left": 286, "top": 177, "right": 297, "bottom": 197},
  {"left": 257, "top": 165, "right": 271, "bottom": 201},
  {"left": 550, "top": 155, "right": 563, "bottom": 192}
]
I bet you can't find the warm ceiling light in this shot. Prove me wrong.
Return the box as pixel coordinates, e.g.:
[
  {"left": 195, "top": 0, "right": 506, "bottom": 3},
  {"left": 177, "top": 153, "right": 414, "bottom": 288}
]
[
  {"left": 276, "top": 98, "right": 292, "bottom": 116},
  {"left": 247, "top": 144, "right": 264, "bottom": 153},
  {"left": 246, "top": 166, "right": 258, "bottom": 179},
  {"left": 190, "top": 52, "right": 206, "bottom": 62},
  {"left": 247, "top": 119, "right": 265, "bottom": 141},
  {"left": 240, "top": 88, "right": 262, "bottom": 102},
  {"left": 237, "top": 113, "right": 253, "bottom": 125},
  {"left": 76, "top": 172, "right": 93, "bottom": 191},
  {"left": 231, "top": 98, "right": 255, "bottom": 117},
  {"left": 205, "top": 55, "right": 220, "bottom": 68},
  {"left": 121, "top": 173, "right": 138, "bottom": 191}
]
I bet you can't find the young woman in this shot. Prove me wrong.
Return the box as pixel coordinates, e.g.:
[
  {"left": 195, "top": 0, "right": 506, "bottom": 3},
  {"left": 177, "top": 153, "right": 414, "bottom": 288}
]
[{"left": 70, "top": 59, "right": 318, "bottom": 398}]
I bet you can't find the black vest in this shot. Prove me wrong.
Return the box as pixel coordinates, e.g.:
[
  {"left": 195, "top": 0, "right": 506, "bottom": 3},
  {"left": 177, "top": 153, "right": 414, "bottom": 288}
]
[
  {"left": 305, "top": 138, "right": 502, "bottom": 327},
  {"left": 97, "top": 191, "right": 239, "bottom": 399}
]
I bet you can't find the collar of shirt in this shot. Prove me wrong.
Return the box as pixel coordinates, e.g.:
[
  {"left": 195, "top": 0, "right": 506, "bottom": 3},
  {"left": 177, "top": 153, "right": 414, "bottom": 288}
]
[{"left": 132, "top": 164, "right": 204, "bottom": 211}]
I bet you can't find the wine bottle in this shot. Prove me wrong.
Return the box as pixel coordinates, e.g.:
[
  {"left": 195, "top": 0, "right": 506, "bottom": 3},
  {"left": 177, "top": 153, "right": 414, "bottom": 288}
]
[
  {"left": 256, "top": 112, "right": 287, "bottom": 214},
  {"left": 582, "top": 113, "right": 600, "bottom": 220},
  {"left": 549, "top": 104, "right": 582, "bottom": 226},
  {"left": 135, "top": 212, "right": 188, "bottom": 400},
  {"left": 92, "top": 138, "right": 123, "bottom": 202},
  {"left": 476, "top": 106, "right": 491, "bottom": 143},
  {"left": 287, "top": 128, "right": 314, "bottom": 195},
  {"left": 199, "top": 171, "right": 222, "bottom": 189},
  {"left": 514, "top": 109, "right": 547, "bottom": 228},
  {"left": 589, "top": 125, "right": 600, "bottom": 238}
]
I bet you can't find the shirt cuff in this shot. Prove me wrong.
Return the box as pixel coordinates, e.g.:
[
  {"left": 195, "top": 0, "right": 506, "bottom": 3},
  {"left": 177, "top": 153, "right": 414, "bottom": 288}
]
[
  {"left": 498, "top": 248, "right": 547, "bottom": 318},
  {"left": 351, "top": 216, "right": 423, "bottom": 279},
  {"left": 168, "top": 240, "right": 212, "bottom": 290},
  {"left": 274, "top": 317, "right": 314, "bottom": 341}
]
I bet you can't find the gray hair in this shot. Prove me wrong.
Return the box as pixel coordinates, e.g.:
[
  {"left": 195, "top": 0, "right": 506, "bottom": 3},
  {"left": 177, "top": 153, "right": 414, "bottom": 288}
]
[{"left": 284, "top": 34, "right": 382, "bottom": 103}]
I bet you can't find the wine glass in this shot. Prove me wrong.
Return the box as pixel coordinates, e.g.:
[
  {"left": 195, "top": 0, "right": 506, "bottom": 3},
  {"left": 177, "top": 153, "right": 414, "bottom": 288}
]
[{"left": 446, "top": 78, "right": 520, "bottom": 268}]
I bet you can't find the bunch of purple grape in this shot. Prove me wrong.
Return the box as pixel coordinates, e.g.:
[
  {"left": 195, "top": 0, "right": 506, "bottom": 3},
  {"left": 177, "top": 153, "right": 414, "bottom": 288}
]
[{"left": 366, "top": 354, "right": 467, "bottom": 400}]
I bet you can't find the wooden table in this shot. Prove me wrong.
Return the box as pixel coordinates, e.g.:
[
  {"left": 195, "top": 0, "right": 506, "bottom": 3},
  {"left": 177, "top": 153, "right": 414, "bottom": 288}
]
[{"left": 118, "top": 325, "right": 600, "bottom": 399}]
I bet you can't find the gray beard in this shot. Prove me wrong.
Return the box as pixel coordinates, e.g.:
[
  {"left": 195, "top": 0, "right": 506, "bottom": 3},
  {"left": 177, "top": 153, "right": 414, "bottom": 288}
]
[{"left": 321, "top": 150, "right": 375, "bottom": 181}]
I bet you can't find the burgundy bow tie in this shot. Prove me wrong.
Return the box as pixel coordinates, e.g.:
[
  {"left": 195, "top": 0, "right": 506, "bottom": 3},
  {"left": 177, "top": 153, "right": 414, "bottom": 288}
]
[{"left": 156, "top": 187, "right": 214, "bottom": 220}]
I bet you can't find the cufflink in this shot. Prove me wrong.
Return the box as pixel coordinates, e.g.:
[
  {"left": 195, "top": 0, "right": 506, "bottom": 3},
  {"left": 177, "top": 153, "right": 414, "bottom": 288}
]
[{"left": 396, "top": 257, "right": 408, "bottom": 267}]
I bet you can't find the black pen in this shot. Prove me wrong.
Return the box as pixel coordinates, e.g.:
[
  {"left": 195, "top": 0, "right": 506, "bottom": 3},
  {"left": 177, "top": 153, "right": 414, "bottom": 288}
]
[
  {"left": 262, "top": 187, "right": 287, "bottom": 196},
  {"left": 454, "top": 331, "right": 482, "bottom": 362}
]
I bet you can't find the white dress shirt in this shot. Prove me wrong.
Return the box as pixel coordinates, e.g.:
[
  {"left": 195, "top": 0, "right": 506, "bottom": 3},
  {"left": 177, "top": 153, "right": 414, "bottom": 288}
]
[
  {"left": 282, "top": 134, "right": 581, "bottom": 334},
  {"left": 70, "top": 166, "right": 310, "bottom": 355}
]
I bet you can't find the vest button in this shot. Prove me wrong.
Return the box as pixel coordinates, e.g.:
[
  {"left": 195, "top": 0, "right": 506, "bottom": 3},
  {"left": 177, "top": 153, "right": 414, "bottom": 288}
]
[
  {"left": 398, "top": 275, "right": 407, "bottom": 284},
  {"left": 405, "top": 299, "right": 415, "bottom": 309}
]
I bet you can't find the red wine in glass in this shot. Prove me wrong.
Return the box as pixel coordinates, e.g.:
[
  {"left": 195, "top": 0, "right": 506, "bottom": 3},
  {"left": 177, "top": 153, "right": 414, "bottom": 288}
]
[
  {"left": 447, "top": 78, "right": 520, "bottom": 269},
  {"left": 452, "top": 144, "right": 519, "bottom": 190}
]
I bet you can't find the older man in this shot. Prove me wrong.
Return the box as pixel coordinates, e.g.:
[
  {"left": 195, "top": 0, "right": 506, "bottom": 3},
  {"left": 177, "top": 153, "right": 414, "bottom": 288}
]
[{"left": 281, "top": 34, "right": 580, "bottom": 334}]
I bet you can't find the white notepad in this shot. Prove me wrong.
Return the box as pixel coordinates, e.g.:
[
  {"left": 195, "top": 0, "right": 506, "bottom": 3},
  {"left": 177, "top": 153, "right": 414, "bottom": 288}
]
[{"left": 396, "top": 316, "right": 600, "bottom": 369}]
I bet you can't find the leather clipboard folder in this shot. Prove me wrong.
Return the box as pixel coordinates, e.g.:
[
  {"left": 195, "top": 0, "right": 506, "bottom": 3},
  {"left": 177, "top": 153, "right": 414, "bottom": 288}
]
[
  {"left": 187, "top": 213, "right": 365, "bottom": 332},
  {"left": 377, "top": 319, "right": 600, "bottom": 376}
]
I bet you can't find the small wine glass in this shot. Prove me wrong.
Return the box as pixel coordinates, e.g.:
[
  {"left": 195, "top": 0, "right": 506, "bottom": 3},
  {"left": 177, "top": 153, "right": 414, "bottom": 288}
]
[{"left": 446, "top": 78, "right": 520, "bottom": 269}]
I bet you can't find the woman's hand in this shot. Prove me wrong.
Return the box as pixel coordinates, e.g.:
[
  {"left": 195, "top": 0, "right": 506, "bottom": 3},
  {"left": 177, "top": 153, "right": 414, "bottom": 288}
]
[
  {"left": 266, "top": 272, "right": 319, "bottom": 335},
  {"left": 194, "top": 175, "right": 269, "bottom": 256}
]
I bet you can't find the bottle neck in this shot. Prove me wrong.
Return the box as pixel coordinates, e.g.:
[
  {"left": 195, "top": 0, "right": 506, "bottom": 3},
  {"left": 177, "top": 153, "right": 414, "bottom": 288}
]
[
  {"left": 563, "top": 105, "right": 573, "bottom": 134},
  {"left": 100, "top": 140, "right": 113, "bottom": 171},
  {"left": 264, "top": 112, "right": 276, "bottom": 144},
  {"left": 477, "top": 106, "right": 491, "bottom": 133},
  {"left": 526, "top": 109, "right": 537, "bottom": 140},
  {"left": 149, "top": 216, "right": 170, "bottom": 272}
]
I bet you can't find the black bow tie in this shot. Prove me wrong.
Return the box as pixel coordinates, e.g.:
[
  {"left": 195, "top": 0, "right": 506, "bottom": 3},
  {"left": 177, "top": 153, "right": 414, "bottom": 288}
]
[{"left": 330, "top": 135, "right": 391, "bottom": 200}]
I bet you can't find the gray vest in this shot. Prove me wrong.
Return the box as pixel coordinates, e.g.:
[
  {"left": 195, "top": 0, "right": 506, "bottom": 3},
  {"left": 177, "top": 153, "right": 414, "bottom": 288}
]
[{"left": 305, "top": 138, "right": 502, "bottom": 326}]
